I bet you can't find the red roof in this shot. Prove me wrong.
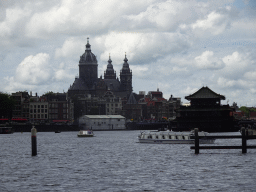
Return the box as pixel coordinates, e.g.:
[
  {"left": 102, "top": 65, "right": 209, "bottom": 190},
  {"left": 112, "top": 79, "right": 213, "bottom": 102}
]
[
  {"left": 250, "top": 112, "right": 256, "bottom": 118},
  {"left": 52, "top": 120, "right": 70, "bottom": 122},
  {"left": 12, "top": 118, "right": 28, "bottom": 121}
]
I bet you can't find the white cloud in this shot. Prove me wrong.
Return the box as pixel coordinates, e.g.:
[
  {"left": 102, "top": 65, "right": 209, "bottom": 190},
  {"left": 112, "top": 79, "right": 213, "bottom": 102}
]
[
  {"left": 221, "top": 51, "right": 253, "bottom": 79},
  {"left": 55, "top": 37, "right": 84, "bottom": 58},
  {"left": 195, "top": 51, "right": 224, "bottom": 70},
  {"left": 244, "top": 71, "right": 256, "bottom": 80},
  {"left": 191, "top": 6, "right": 238, "bottom": 37},
  {"left": 16, "top": 53, "right": 51, "bottom": 85},
  {"left": 0, "top": 7, "right": 31, "bottom": 38},
  {"left": 98, "top": 31, "right": 192, "bottom": 65}
]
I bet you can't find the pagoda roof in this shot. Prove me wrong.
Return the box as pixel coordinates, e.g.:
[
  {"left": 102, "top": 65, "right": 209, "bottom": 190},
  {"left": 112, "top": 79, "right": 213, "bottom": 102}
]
[{"left": 185, "top": 86, "right": 225, "bottom": 100}]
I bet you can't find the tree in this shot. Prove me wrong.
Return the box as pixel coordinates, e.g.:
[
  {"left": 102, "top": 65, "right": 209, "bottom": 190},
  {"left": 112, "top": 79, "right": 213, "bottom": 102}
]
[
  {"left": 44, "top": 91, "right": 54, "bottom": 96},
  {"left": 0, "top": 92, "right": 15, "bottom": 119},
  {"left": 239, "top": 106, "right": 256, "bottom": 118}
]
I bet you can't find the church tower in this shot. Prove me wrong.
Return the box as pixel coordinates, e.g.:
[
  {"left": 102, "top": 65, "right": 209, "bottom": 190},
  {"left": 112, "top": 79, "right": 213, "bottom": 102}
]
[
  {"left": 120, "top": 53, "right": 132, "bottom": 93},
  {"left": 104, "top": 54, "right": 116, "bottom": 79},
  {"left": 78, "top": 38, "right": 98, "bottom": 88}
]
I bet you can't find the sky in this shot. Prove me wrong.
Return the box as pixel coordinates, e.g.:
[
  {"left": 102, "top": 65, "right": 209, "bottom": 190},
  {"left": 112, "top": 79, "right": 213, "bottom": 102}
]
[{"left": 1, "top": 0, "right": 256, "bottom": 106}]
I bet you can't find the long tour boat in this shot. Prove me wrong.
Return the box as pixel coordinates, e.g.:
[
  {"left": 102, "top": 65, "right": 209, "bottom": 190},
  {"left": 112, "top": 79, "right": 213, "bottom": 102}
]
[{"left": 138, "top": 130, "right": 215, "bottom": 144}]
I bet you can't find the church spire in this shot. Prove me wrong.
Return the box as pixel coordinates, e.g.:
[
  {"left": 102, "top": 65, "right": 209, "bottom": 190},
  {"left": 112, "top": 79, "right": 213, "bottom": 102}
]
[
  {"left": 121, "top": 52, "right": 130, "bottom": 72},
  {"left": 104, "top": 53, "right": 116, "bottom": 79},
  {"left": 86, "top": 37, "right": 91, "bottom": 51},
  {"left": 120, "top": 53, "right": 132, "bottom": 93}
]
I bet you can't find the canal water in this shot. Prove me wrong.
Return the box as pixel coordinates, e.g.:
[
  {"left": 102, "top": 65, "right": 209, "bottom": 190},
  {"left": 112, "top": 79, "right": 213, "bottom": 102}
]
[{"left": 0, "top": 131, "right": 256, "bottom": 191}]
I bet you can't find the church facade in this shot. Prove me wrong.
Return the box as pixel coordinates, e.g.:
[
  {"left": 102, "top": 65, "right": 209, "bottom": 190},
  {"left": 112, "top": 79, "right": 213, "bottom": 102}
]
[{"left": 68, "top": 38, "right": 133, "bottom": 99}]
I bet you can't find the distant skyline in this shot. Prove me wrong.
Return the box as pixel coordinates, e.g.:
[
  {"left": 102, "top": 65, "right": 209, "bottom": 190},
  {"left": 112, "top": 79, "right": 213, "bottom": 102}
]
[{"left": 1, "top": 0, "right": 256, "bottom": 106}]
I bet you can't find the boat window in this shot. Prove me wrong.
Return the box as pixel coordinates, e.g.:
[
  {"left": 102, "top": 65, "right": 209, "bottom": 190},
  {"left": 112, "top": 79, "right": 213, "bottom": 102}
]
[
  {"left": 169, "top": 135, "right": 171, "bottom": 139},
  {"left": 176, "top": 136, "right": 178, "bottom": 139},
  {"left": 162, "top": 135, "right": 165, "bottom": 139},
  {"left": 182, "top": 136, "right": 185, "bottom": 140},
  {"left": 149, "top": 135, "right": 152, "bottom": 139},
  {"left": 156, "top": 135, "right": 158, "bottom": 139}
]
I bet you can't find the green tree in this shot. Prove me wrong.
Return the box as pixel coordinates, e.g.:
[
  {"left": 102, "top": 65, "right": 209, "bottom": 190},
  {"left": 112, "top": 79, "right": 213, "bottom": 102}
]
[
  {"left": 239, "top": 106, "right": 256, "bottom": 117},
  {"left": 44, "top": 91, "right": 54, "bottom": 96},
  {"left": 0, "top": 92, "right": 15, "bottom": 119}
]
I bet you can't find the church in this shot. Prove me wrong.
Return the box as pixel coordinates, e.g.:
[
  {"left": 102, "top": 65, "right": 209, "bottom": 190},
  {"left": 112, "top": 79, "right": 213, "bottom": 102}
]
[{"left": 68, "top": 38, "right": 133, "bottom": 98}]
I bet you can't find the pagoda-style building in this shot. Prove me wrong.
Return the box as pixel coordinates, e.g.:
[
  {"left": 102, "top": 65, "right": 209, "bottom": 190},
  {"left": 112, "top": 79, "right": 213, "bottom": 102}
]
[{"left": 176, "top": 86, "right": 237, "bottom": 132}]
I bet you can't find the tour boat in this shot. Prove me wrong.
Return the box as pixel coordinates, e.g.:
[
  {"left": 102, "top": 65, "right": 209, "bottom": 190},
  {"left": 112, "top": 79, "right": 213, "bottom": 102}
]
[
  {"left": 138, "top": 130, "right": 215, "bottom": 144},
  {"left": 77, "top": 130, "right": 94, "bottom": 137}
]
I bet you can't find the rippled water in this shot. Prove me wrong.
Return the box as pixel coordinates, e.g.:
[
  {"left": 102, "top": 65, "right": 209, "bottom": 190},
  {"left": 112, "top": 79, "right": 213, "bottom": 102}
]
[{"left": 1, "top": 131, "right": 256, "bottom": 192}]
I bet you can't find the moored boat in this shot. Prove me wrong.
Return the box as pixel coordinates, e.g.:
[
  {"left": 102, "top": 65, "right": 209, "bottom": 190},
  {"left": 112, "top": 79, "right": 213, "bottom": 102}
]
[
  {"left": 77, "top": 130, "right": 94, "bottom": 137},
  {"left": 0, "top": 127, "right": 14, "bottom": 134},
  {"left": 138, "top": 130, "right": 215, "bottom": 144}
]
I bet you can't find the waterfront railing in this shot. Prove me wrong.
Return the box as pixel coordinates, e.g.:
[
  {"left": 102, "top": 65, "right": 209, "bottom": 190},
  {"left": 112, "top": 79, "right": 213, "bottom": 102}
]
[{"left": 191, "top": 128, "right": 256, "bottom": 154}]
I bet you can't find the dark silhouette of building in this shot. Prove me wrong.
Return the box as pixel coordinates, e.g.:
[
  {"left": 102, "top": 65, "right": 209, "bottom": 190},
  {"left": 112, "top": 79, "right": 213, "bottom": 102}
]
[
  {"left": 176, "top": 86, "right": 236, "bottom": 132},
  {"left": 68, "top": 38, "right": 133, "bottom": 98}
]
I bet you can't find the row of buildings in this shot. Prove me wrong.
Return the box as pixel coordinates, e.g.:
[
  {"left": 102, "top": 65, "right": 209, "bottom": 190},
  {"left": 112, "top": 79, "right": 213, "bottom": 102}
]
[
  {"left": 9, "top": 89, "right": 181, "bottom": 124},
  {"left": 4, "top": 38, "right": 241, "bottom": 131}
]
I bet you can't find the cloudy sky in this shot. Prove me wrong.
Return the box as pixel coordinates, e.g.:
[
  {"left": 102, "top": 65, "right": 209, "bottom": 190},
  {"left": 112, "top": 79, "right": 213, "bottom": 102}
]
[{"left": 1, "top": 0, "right": 256, "bottom": 106}]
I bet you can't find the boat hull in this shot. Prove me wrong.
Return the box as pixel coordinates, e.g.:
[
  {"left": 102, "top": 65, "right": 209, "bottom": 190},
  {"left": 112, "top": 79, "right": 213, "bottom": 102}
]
[
  {"left": 138, "top": 138, "right": 215, "bottom": 144},
  {"left": 77, "top": 134, "right": 94, "bottom": 137}
]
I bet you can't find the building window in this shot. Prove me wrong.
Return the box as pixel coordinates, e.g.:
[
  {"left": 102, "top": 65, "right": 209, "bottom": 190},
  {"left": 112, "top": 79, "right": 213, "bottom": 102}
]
[
  {"left": 37, "top": 114, "right": 40, "bottom": 118},
  {"left": 45, "top": 114, "right": 47, "bottom": 118},
  {"left": 34, "top": 109, "right": 36, "bottom": 113},
  {"left": 34, "top": 105, "right": 36, "bottom": 108},
  {"left": 41, "top": 105, "right": 44, "bottom": 108},
  {"left": 45, "top": 105, "right": 47, "bottom": 108},
  {"left": 41, "top": 109, "right": 44, "bottom": 113},
  {"left": 34, "top": 114, "right": 36, "bottom": 118},
  {"left": 41, "top": 114, "right": 44, "bottom": 119},
  {"left": 38, "top": 105, "right": 40, "bottom": 108},
  {"left": 45, "top": 109, "right": 47, "bottom": 113},
  {"left": 38, "top": 109, "right": 40, "bottom": 113}
]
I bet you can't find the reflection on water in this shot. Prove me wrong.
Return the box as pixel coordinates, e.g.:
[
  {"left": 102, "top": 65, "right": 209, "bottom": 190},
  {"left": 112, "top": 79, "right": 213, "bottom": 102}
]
[{"left": 0, "top": 131, "right": 256, "bottom": 191}]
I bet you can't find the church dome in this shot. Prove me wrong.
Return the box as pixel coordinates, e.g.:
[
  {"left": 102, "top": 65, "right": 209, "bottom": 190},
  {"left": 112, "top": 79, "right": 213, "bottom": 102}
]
[{"left": 79, "top": 38, "right": 97, "bottom": 65}]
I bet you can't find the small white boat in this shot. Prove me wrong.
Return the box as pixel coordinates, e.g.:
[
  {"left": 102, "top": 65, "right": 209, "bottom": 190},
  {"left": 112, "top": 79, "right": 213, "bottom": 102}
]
[
  {"left": 138, "top": 130, "right": 215, "bottom": 144},
  {"left": 77, "top": 130, "right": 94, "bottom": 137}
]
